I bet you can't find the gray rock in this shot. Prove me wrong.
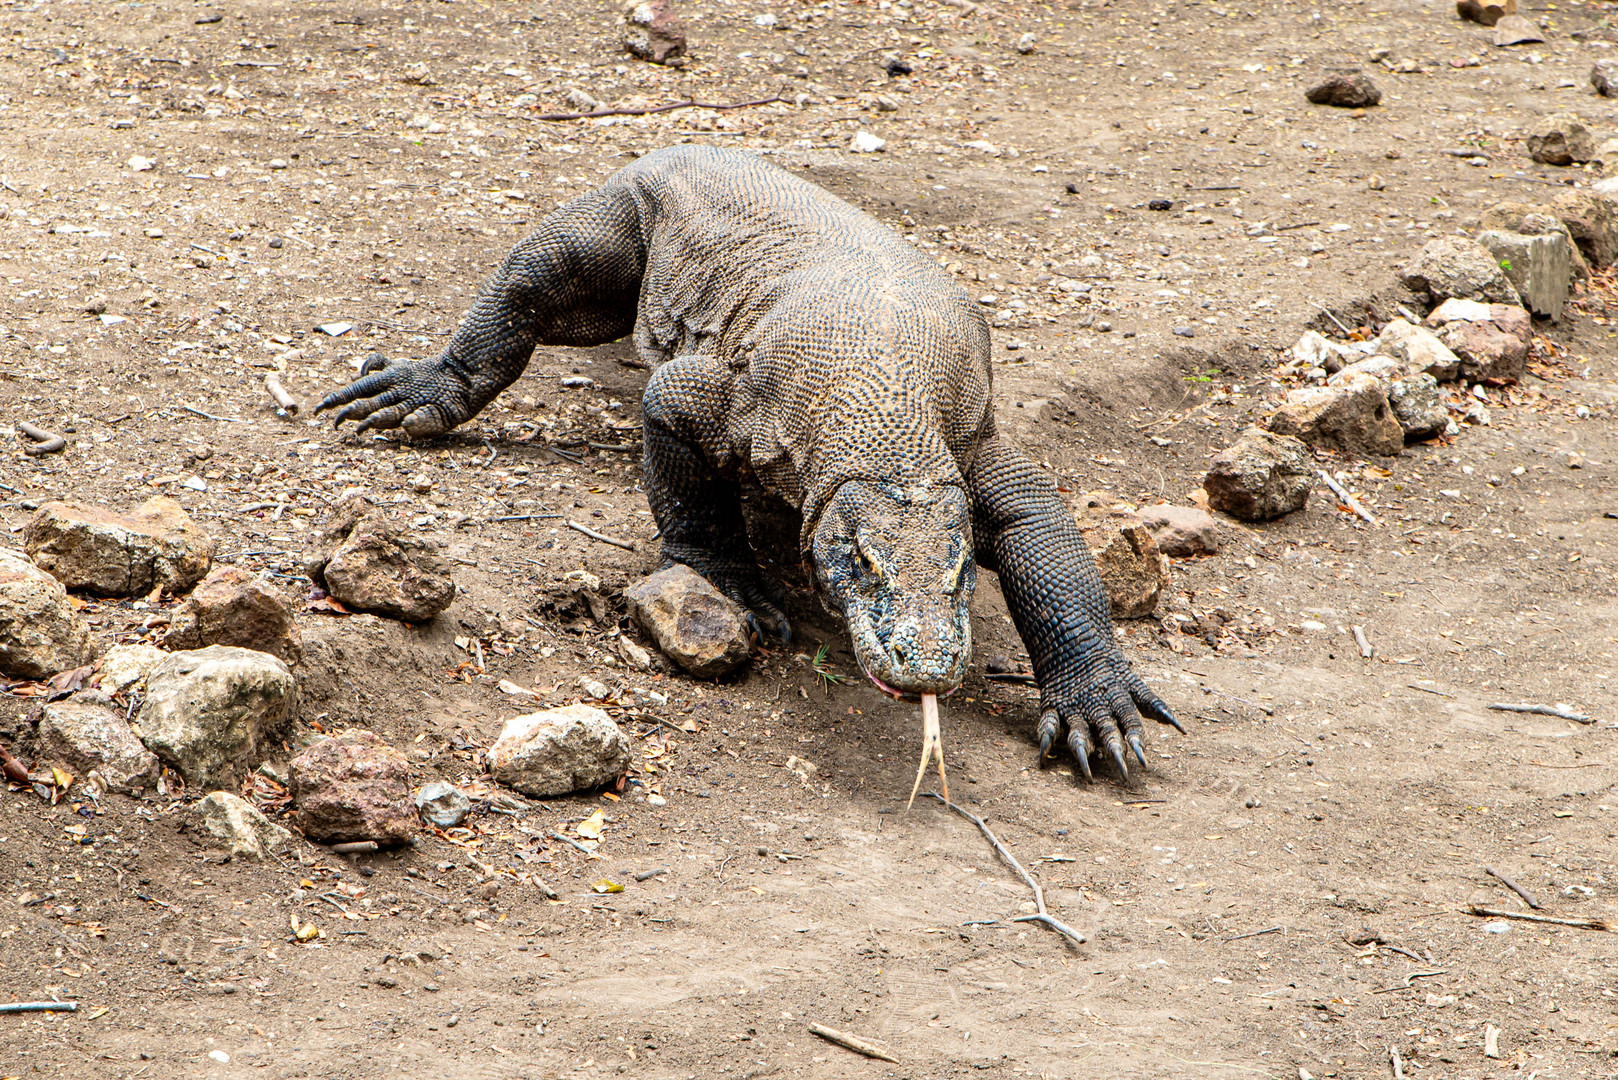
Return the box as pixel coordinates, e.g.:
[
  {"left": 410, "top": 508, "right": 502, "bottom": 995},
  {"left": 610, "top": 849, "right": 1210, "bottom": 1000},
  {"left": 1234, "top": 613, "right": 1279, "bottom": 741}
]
[
  {"left": 1137, "top": 505, "right": 1220, "bottom": 557},
  {"left": 95, "top": 643, "right": 167, "bottom": 695},
  {"left": 415, "top": 781, "right": 471, "bottom": 829},
  {"left": 38, "top": 695, "right": 160, "bottom": 794},
  {"left": 1493, "top": 14, "right": 1545, "bottom": 46},
  {"left": 1304, "top": 71, "right": 1381, "bottom": 108},
  {"left": 0, "top": 548, "right": 93, "bottom": 679},
  {"left": 23, "top": 496, "right": 215, "bottom": 597},
  {"left": 1594, "top": 59, "right": 1618, "bottom": 97},
  {"left": 622, "top": 0, "right": 687, "bottom": 65},
  {"left": 488, "top": 704, "right": 632, "bottom": 797},
  {"left": 309, "top": 498, "right": 456, "bottom": 623},
  {"left": 1550, "top": 189, "right": 1618, "bottom": 268},
  {"left": 290, "top": 729, "right": 415, "bottom": 845},
  {"left": 1477, "top": 202, "right": 1590, "bottom": 281},
  {"left": 194, "top": 791, "right": 292, "bottom": 860},
  {"left": 137, "top": 646, "right": 298, "bottom": 790},
  {"left": 1375, "top": 319, "right": 1464, "bottom": 382},
  {"left": 1203, "top": 428, "right": 1314, "bottom": 523},
  {"left": 1525, "top": 114, "right": 1594, "bottom": 167},
  {"left": 164, "top": 565, "right": 301, "bottom": 663},
  {"left": 1388, "top": 373, "right": 1450, "bottom": 441},
  {"left": 1076, "top": 515, "right": 1167, "bottom": 619},
  {"left": 1265, "top": 372, "right": 1404, "bottom": 458},
  {"left": 623, "top": 564, "right": 751, "bottom": 678},
  {"left": 1400, "top": 235, "right": 1523, "bottom": 307},
  {"left": 1476, "top": 229, "right": 1570, "bottom": 320}
]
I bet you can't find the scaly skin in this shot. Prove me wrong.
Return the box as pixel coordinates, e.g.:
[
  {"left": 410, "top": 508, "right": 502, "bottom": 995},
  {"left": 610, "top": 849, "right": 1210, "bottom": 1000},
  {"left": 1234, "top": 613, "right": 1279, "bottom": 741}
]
[{"left": 316, "top": 145, "right": 1181, "bottom": 780}]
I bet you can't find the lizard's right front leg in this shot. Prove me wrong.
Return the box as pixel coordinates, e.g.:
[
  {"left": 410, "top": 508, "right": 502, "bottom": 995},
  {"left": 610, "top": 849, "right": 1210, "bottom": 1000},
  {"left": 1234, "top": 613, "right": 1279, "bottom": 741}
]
[
  {"left": 316, "top": 186, "right": 646, "bottom": 436},
  {"left": 642, "top": 357, "right": 790, "bottom": 642}
]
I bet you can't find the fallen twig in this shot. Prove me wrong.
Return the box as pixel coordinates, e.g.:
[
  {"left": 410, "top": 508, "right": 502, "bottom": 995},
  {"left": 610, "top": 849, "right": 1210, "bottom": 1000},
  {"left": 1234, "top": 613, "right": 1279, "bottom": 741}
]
[
  {"left": 1465, "top": 905, "right": 1612, "bottom": 931},
  {"left": 1316, "top": 303, "right": 1352, "bottom": 335},
  {"left": 550, "top": 830, "right": 597, "bottom": 856},
  {"left": 0, "top": 1001, "right": 77, "bottom": 1015},
  {"left": 925, "top": 792, "right": 1085, "bottom": 946},
  {"left": 1225, "top": 925, "right": 1283, "bottom": 942},
  {"left": 1484, "top": 866, "right": 1541, "bottom": 910},
  {"left": 1351, "top": 624, "right": 1374, "bottom": 660},
  {"left": 807, "top": 1022, "right": 899, "bottom": 1064},
  {"left": 18, "top": 421, "right": 67, "bottom": 456},
  {"left": 265, "top": 373, "right": 300, "bottom": 415},
  {"left": 1390, "top": 1045, "right": 1407, "bottom": 1080},
  {"left": 535, "top": 85, "right": 786, "bottom": 122},
  {"left": 566, "top": 519, "right": 636, "bottom": 551},
  {"left": 181, "top": 404, "right": 242, "bottom": 423},
  {"left": 329, "top": 841, "right": 378, "bottom": 855},
  {"left": 1487, "top": 702, "right": 1592, "bottom": 724},
  {"left": 488, "top": 513, "right": 563, "bottom": 523},
  {"left": 1318, "top": 470, "right": 1378, "bottom": 525},
  {"left": 1372, "top": 969, "right": 1448, "bottom": 994},
  {"left": 1484, "top": 1023, "right": 1501, "bottom": 1059},
  {"left": 1407, "top": 683, "right": 1452, "bottom": 698}
]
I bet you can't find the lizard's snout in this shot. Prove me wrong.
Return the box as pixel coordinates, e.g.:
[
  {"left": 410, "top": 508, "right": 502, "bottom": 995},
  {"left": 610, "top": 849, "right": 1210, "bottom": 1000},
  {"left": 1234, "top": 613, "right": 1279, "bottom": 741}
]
[{"left": 859, "top": 610, "right": 971, "bottom": 696}]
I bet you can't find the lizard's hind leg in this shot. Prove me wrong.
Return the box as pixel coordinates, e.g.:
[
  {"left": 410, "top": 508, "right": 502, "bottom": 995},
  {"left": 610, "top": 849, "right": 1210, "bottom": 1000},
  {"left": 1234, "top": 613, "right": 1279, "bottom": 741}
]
[{"left": 641, "top": 357, "right": 791, "bottom": 642}]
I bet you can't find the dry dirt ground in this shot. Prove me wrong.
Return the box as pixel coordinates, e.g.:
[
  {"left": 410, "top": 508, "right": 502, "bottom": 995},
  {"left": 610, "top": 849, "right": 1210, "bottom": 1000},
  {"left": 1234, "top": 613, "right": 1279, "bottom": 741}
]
[{"left": 1, "top": 0, "right": 1617, "bottom": 1077}]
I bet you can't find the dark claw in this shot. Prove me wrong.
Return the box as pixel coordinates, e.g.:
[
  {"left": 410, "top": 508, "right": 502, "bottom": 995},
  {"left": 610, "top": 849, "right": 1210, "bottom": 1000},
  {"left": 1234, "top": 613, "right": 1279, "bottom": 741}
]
[
  {"left": 361, "top": 351, "right": 391, "bottom": 376},
  {"left": 1037, "top": 710, "right": 1059, "bottom": 759},
  {"left": 1129, "top": 734, "right": 1147, "bottom": 768},
  {"left": 1104, "top": 732, "right": 1129, "bottom": 782},
  {"left": 1038, "top": 730, "right": 1053, "bottom": 759},
  {"left": 1067, "top": 727, "right": 1092, "bottom": 781}
]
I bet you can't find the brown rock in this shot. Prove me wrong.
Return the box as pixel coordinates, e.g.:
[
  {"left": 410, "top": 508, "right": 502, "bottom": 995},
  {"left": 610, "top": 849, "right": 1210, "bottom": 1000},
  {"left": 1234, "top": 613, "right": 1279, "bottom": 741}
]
[
  {"left": 1525, "top": 114, "right": 1594, "bottom": 167},
  {"left": 623, "top": 564, "right": 751, "bottom": 678},
  {"left": 1137, "top": 505, "right": 1220, "bottom": 557},
  {"left": 289, "top": 729, "right": 414, "bottom": 845},
  {"left": 1458, "top": 0, "right": 1515, "bottom": 28},
  {"left": 38, "top": 694, "right": 160, "bottom": 794},
  {"left": 1550, "top": 189, "right": 1618, "bottom": 268},
  {"left": 1492, "top": 14, "right": 1545, "bottom": 46},
  {"left": 1594, "top": 58, "right": 1618, "bottom": 97},
  {"left": 23, "top": 496, "right": 214, "bottom": 597},
  {"left": 310, "top": 499, "right": 455, "bottom": 623},
  {"left": 487, "top": 705, "right": 633, "bottom": 797},
  {"left": 1400, "top": 236, "right": 1523, "bottom": 308},
  {"left": 1434, "top": 319, "right": 1529, "bottom": 383},
  {"left": 1203, "top": 428, "right": 1313, "bottom": 523},
  {"left": 622, "top": 0, "right": 687, "bottom": 65},
  {"left": 0, "top": 548, "right": 94, "bottom": 679},
  {"left": 165, "top": 566, "right": 301, "bottom": 663},
  {"left": 1265, "top": 372, "right": 1404, "bottom": 458},
  {"left": 1077, "top": 515, "right": 1166, "bottom": 619},
  {"left": 1304, "top": 71, "right": 1381, "bottom": 108}
]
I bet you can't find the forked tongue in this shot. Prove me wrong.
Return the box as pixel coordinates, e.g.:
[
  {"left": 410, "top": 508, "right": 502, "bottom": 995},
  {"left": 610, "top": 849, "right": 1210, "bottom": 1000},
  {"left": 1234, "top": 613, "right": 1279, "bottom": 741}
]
[{"left": 906, "top": 693, "right": 949, "bottom": 809}]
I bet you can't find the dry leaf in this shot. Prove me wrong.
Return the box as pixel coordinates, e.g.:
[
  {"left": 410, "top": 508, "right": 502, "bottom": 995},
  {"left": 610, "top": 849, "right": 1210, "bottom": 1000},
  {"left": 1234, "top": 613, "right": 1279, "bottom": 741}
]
[
  {"left": 591, "top": 879, "right": 625, "bottom": 894},
  {"left": 576, "top": 809, "right": 605, "bottom": 839}
]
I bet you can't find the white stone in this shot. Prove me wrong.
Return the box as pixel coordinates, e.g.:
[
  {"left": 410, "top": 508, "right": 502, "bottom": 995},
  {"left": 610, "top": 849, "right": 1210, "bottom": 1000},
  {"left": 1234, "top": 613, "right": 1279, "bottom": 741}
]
[
  {"left": 97, "top": 643, "right": 167, "bottom": 695},
  {"left": 128, "top": 155, "right": 155, "bottom": 172},
  {"left": 849, "top": 130, "right": 887, "bottom": 154},
  {"left": 1375, "top": 319, "right": 1462, "bottom": 382},
  {"left": 195, "top": 791, "right": 292, "bottom": 860},
  {"left": 137, "top": 646, "right": 298, "bottom": 789},
  {"left": 487, "top": 704, "right": 632, "bottom": 797},
  {"left": 0, "top": 548, "right": 94, "bottom": 680},
  {"left": 1427, "top": 297, "right": 1494, "bottom": 324}
]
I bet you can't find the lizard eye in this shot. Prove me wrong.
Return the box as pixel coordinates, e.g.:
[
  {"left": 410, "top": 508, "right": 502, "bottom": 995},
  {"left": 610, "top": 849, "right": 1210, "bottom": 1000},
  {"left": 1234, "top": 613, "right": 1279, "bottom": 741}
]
[{"left": 855, "top": 544, "right": 880, "bottom": 579}]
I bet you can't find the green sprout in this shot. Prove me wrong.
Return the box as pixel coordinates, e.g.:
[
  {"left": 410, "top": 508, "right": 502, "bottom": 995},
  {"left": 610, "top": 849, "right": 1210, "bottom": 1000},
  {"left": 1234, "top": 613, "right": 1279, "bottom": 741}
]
[{"left": 812, "top": 643, "right": 846, "bottom": 695}]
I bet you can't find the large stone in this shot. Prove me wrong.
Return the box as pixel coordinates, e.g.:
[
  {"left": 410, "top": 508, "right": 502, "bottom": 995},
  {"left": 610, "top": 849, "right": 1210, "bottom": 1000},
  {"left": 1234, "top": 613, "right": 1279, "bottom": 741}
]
[
  {"left": 1477, "top": 203, "right": 1590, "bottom": 281},
  {"left": 96, "top": 643, "right": 169, "bottom": 695},
  {"left": 622, "top": 0, "right": 687, "bottom": 65},
  {"left": 1400, "top": 236, "right": 1523, "bottom": 308},
  {"left": 1137, "top": 505, "right": 1220, "bottom": 557},
  {"left": 1594, "top": 59, "right": 1618, "bottom": 97},
  {"left": 1203, "top": 428, "right": 1313, "bottom": 523},
  {"left": 23, "top": 496, "right": 214, "bottom": 597},
  {"left": 1550, "top": 190, "right": 1618, "bottom": 268},
  {"left": 38, "top": 694, "right": 160, "bottom": 794},
  {"left": 310, "top": 500, "right": 455, "bottom": 623},
  {"left": 1265, "top": 372, "right": 1404, "bottom": 458},
  {"left": 1077, "top": 516, "right": 1166, "bottom": 619},
  {"left": 1475, "top": 229, "right": 1570, "bottom": 320},
  {"left": 1387, "top": 373, "right": 1452, "bottom": 441},
  {"left": 165, "top": 565, "right": 300, "bottom": 663},
  {"left": 623, "top": 564, "right": 751, "bottom": 678},
  {"left": 487, "top": 704, "right": 633, "bottom": 797},
  {"left": 136, "top": 646, "right": 298, "bottom": 790},
  {"left": 414, "top": 781, "right": 471, "bottom": 829},
  {"left": 1375, "top": 319, "right": 1464, "bottom": 382},
  {"left": 289, "top": 729, "right": 414, "bottom": 845},
  {"left": 1304, "top": 71, "right": 1381, "bottom": 108},
  {"left": 0, "top": 548, "right": 93, "bottom": 679},
  {"left": 1525, "top": 114, "right": 1594, "bottom": 167},
  {"left": 1328, "top": 355, "right": 1411, "bottom": 385},
  {"left": 194, "top": 791, "right": 292, "bottom": 860},
  {"left": 1492, "top": 14, "right": 1544, "bottom": 46},
  {"left": 1433, "top": 320, "right": 1530, "bottom": 383}
]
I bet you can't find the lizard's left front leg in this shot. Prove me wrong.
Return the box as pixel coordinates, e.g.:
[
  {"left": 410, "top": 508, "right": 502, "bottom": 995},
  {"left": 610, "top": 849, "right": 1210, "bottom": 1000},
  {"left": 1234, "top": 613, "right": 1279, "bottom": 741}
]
[{"left": 966, "top": 436, "right": 1181, "bottom": 781}]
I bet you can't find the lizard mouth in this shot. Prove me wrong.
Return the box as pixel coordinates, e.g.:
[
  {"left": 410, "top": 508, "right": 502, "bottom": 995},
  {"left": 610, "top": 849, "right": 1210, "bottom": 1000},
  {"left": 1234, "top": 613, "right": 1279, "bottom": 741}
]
[{"left": 865, "top": 669, "right": 960, "bottom": 702}]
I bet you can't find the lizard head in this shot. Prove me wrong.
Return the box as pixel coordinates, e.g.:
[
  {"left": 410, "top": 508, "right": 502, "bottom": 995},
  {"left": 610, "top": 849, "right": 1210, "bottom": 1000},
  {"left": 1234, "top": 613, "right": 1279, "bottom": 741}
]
[{"left": 811, "top": 481, "right": 975, "bottom": 697}]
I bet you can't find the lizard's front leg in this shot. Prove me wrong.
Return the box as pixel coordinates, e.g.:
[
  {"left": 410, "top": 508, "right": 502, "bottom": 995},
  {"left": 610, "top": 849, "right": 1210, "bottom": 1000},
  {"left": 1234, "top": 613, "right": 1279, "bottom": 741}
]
[
  {"left": 316, "top": 186, "right": 646, "bottom": 436},
  {"left": 642, "top": 357, "right": 790, "bottom": 642},
  {"left": 967, "top": 436, "right": 1180, "bottom": 781}
]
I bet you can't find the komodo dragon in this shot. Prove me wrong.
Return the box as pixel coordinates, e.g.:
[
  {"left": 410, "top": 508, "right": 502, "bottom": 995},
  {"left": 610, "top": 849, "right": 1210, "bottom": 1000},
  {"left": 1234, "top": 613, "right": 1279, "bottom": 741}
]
[{"left": 317, "top": 144, "right": 1181, "bottom": 782}]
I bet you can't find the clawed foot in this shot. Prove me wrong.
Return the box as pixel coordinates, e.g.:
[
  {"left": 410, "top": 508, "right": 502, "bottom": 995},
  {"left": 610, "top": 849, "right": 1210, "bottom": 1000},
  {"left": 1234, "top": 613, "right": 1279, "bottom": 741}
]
[
  {"left": 1036, "top": 664, "right": 1181, "bottom": 783},
  {"left": 662, "top": 547, "right": 791, "bottom": 644},
  {"left": 314, "top": 353, "right": 470, "bottom": 437}
]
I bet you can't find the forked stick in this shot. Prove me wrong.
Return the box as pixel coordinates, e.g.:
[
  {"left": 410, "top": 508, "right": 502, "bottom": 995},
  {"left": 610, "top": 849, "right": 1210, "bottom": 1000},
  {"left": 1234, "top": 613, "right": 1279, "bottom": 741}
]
[
  {"left": 907, "top": 693, "right": 949, "bottom": 809},
  {"left": 925, "top": 792, "right": 1086, "bottom": 946}
]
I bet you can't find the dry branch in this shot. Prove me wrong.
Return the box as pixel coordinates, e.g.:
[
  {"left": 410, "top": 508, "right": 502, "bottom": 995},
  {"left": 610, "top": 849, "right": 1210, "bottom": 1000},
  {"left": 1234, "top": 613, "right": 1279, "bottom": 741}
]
[
  {"left": 17, "top": 421, "right": 66, "bottom": 456},
  {"left": 1318, "top": 470, "right": 1378, "bottom": 525},
  {"left": 566, "top": 520, "right": 637, "bottom": 551},
  {"left": 265, "top": 373, "right": 300, "bottom": 415},
  {"left": 807, "top": 1022, "right": 900, "bottom": 1064},
  {"left": 535, "top": 87, "right": 786, "bottom": 123},
  {"left": 1484, "top": 866, "right": 1541, "bottom": 909},
  {"left": 1487, "top": 702, "right": 1592, "bottom": 723},
  {"left": 1465, "top": 905, "right": 1612, "bottom": 931}
]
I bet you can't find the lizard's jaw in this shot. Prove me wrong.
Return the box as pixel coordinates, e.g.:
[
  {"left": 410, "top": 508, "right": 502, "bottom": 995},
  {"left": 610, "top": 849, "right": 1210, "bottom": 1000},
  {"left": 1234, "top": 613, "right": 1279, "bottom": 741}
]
[{"left": 846, "top": 603, "right": 971, "bottom": 698}]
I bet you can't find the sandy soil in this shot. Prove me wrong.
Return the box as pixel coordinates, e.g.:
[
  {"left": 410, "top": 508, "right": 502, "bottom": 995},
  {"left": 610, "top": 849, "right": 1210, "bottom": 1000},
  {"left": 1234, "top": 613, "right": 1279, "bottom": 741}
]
[{"left": 0, "top": 1, "right": 1615, "bottom": 1078}]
